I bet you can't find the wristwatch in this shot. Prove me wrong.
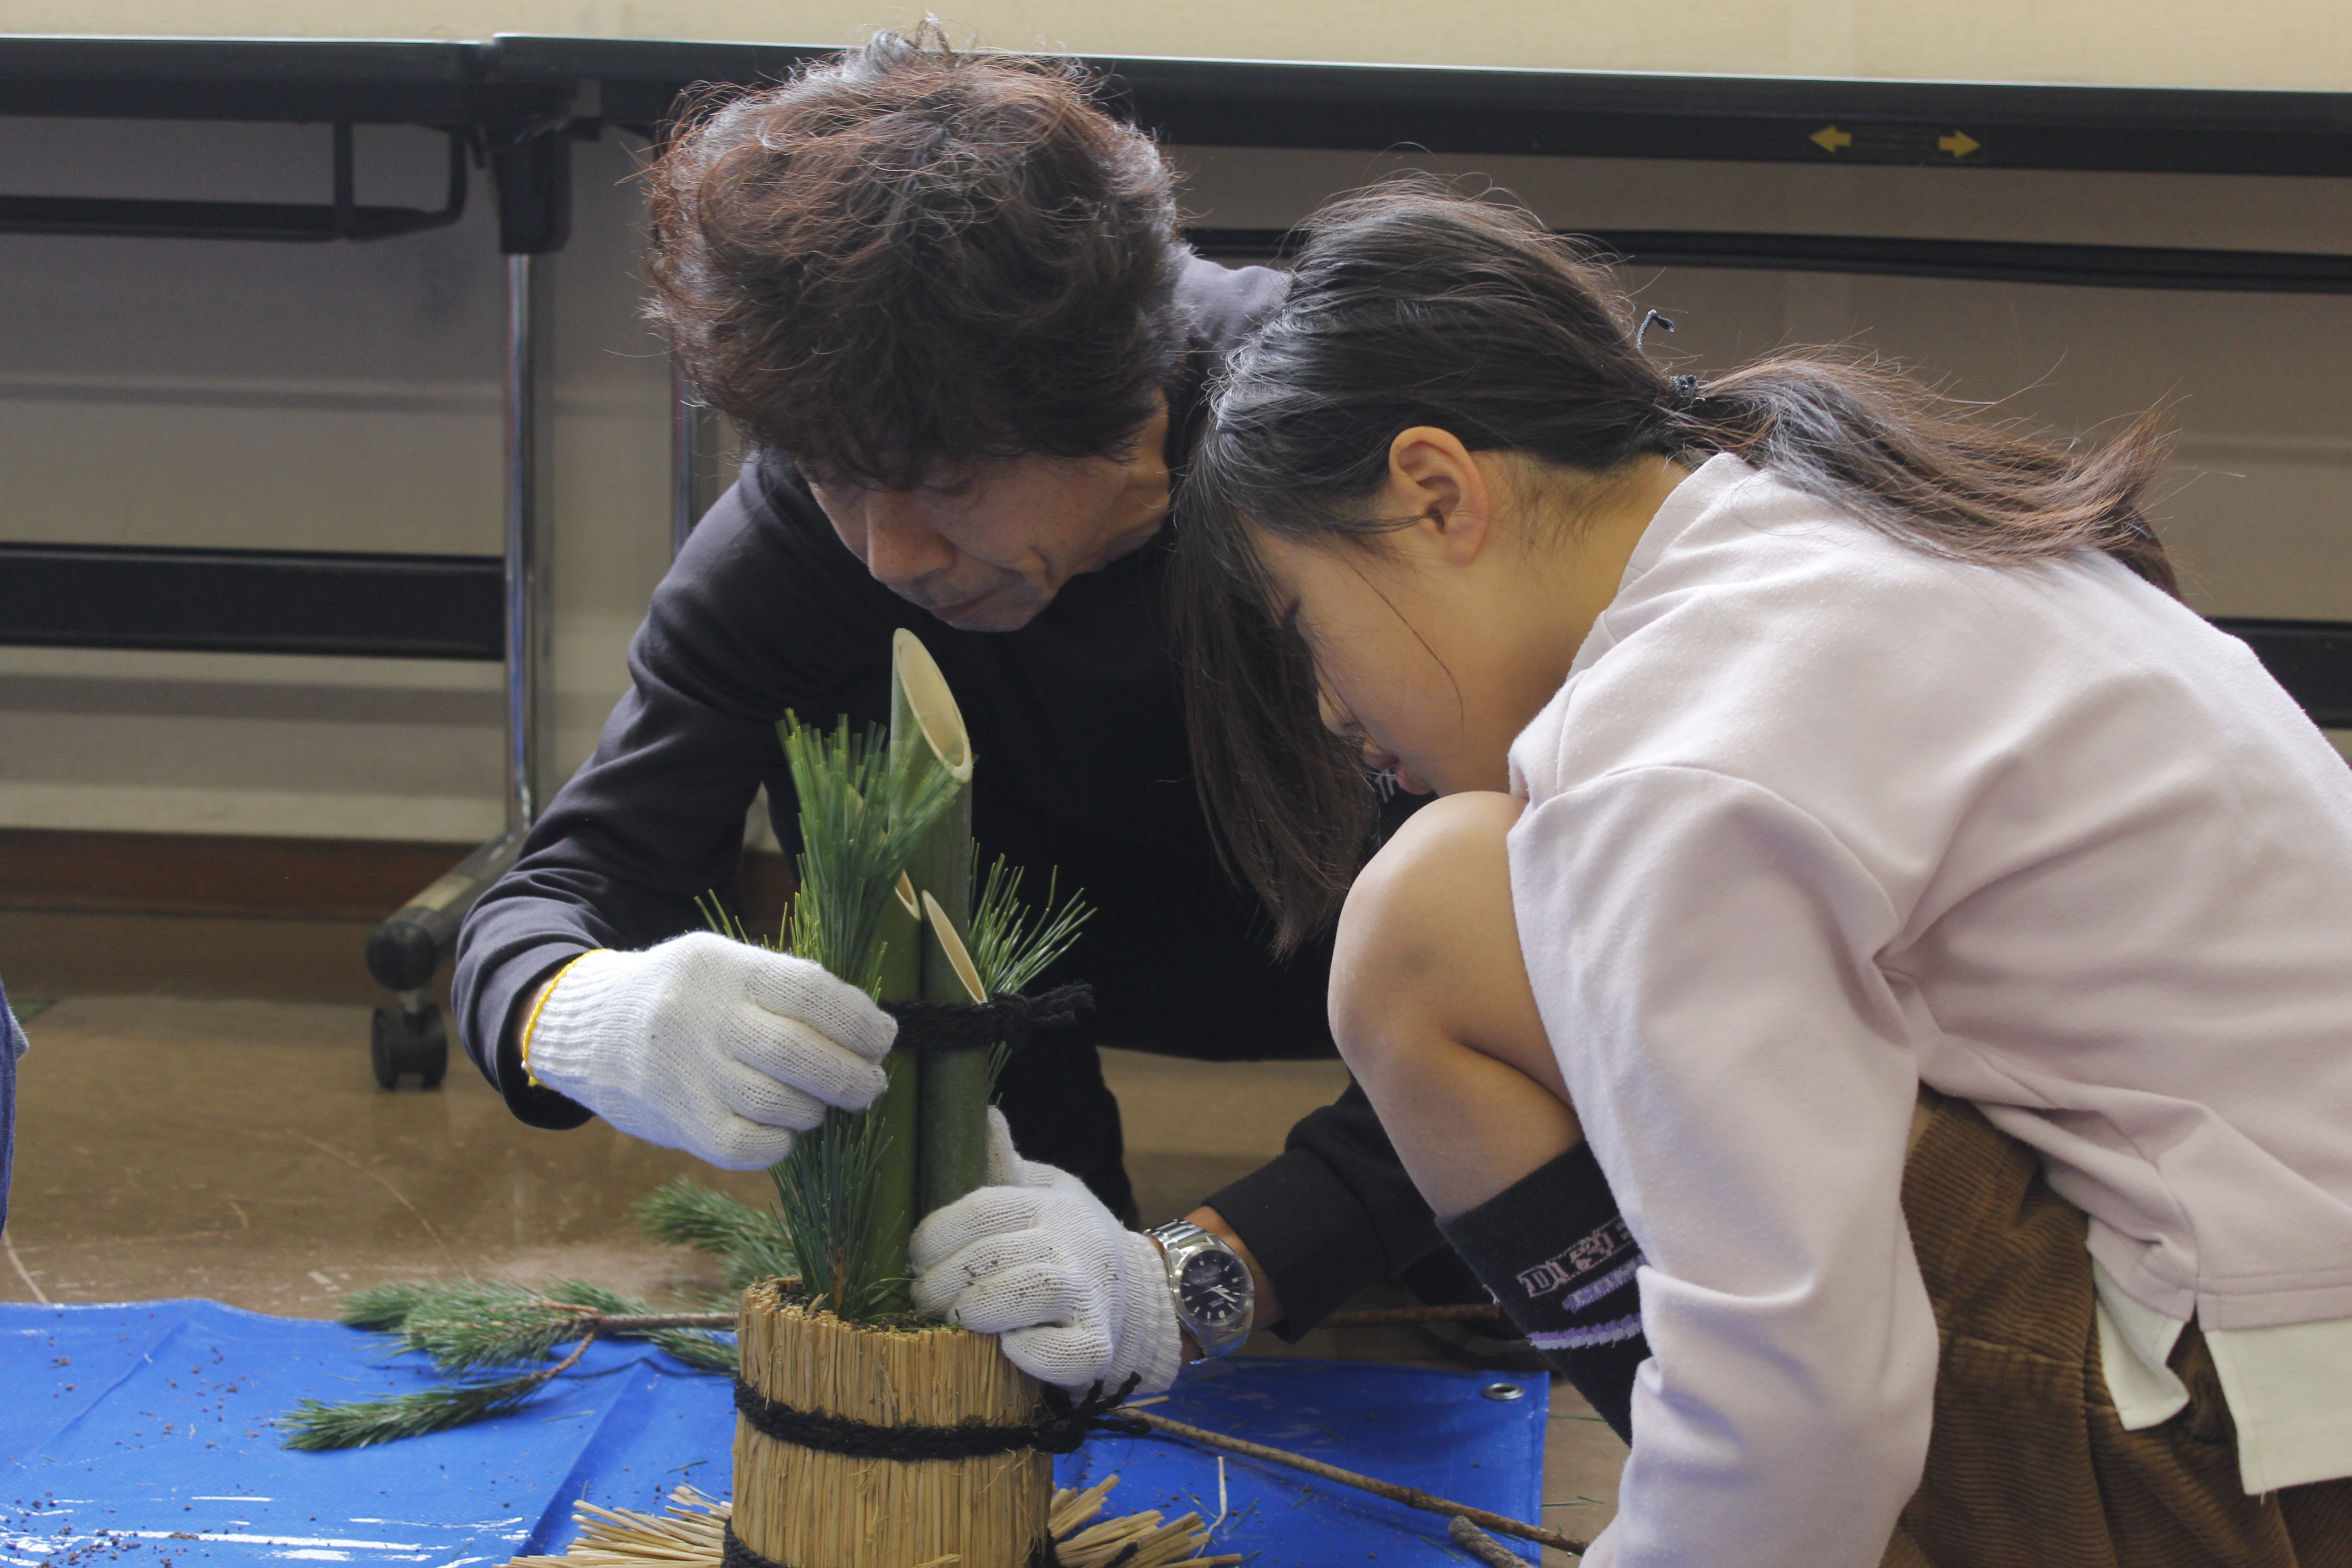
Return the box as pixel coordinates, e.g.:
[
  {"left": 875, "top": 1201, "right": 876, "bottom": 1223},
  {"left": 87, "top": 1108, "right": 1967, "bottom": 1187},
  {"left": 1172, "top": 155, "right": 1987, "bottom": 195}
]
[{"left": 1146, "top": 1220, "right": 1255, "bottom": 1361}]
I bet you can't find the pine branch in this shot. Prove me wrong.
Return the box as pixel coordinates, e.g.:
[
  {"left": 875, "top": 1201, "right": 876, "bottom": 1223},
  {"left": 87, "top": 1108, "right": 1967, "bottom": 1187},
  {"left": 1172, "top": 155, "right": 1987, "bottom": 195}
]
[
  {"left": 967, "top": 854, "right": 1094, "bottom": 1088},
  {"left": 282, "top": 1278, "right": 748, "bottom": 1450},
  {"left": 640, "top": 1326, "right": 740, "bottom": 1375},
  {"left": 281, "top": 1370, "right": 559, "bottom": 1450},
  {"left": 402, "top": 1279, "right": 584, "bottom": 1372},
  {"left": 535, "top": 1279, "right": 737, "bottom": 1375},
  {"left": 631, "top": 1178, "right": 797, "bottom": 1293},
  {"left": 337, "top": 1280, "right": 443, "bottom": 1333},
  {"left": 281, "top": 1328, "right": 603, "bottom": 1451},
  {"left": 369, "top": 1278, "right": 735, "bottom": 1377}
]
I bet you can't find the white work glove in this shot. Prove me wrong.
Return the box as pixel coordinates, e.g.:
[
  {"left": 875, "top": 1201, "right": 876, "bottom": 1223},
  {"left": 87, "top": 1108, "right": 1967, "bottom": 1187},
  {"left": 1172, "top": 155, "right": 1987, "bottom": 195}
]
[
  {"left": 523, "top": 931, "right": 893, "bottom": 1170},
  {"left": 910, "top": 1109, "right": 1183, "bottom": 1397}
]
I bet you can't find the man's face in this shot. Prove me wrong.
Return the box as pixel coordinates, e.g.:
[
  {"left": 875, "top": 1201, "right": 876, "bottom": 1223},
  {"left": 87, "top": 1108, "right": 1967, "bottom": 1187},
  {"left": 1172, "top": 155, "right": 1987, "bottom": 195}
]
[{"left": 807, "top": 409, "right": 1171, "bottom": 633}]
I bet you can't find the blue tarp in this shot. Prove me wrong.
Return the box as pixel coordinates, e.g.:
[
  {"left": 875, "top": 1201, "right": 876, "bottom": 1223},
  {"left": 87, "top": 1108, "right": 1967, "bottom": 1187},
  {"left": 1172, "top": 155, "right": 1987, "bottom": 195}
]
[{"left": 1, "top": 1302, "right": 1545, "bottom": 1567}]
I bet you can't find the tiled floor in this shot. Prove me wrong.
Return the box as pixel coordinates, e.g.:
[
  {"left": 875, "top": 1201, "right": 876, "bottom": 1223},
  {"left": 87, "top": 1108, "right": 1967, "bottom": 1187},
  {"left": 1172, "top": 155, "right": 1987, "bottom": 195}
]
[{"left": 0, "top": 912, "right": 1625, "bottom": 1556}]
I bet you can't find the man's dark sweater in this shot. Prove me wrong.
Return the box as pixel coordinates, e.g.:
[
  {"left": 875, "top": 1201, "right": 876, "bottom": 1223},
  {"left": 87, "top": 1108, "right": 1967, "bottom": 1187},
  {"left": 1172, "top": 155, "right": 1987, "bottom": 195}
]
[{"left": 452, "top": 255, "right": 1442, "bottom": 1333}]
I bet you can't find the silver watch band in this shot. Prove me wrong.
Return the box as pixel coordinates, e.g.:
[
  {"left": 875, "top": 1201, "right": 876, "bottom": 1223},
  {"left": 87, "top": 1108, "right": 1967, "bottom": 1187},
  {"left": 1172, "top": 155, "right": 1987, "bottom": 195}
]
[{"left": 1147, "top": 1220, "right": 1254, "bottom": 1361}]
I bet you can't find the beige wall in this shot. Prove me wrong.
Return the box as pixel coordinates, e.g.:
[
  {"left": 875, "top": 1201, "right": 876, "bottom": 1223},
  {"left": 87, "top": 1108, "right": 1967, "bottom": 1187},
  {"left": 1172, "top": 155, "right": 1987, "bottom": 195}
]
[
  {"left": 0, "top": 124, "right": 674, "bottom": 842},
  {"left": 1179, "top": 147, "right": 2352, "bottom": 624},
  {"left": 2, "top": 0, "right": 2350, "bottom": 91},
  {"left": 3, "top": 11, "right": 2352, "bottom": 846}
]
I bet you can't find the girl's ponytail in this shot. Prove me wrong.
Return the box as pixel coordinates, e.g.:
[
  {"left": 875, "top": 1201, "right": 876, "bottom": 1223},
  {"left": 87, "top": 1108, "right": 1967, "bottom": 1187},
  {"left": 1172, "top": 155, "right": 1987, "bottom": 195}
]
[{"left": 1677, "top": 357, "right": 2175, "bottom": 594}]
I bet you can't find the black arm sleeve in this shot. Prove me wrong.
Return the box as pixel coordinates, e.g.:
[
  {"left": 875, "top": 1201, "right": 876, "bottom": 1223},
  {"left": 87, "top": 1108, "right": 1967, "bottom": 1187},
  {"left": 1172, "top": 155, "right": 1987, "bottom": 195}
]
[
  {"left": 451, "top": 256, "right": 1444, "bottom": 1327},
  {"left": 1205, "top": 1080, "right": 1446, "bottom": 1338},
  {"left": 451, "top": 466, "right": 887, "bottom": 1126}
]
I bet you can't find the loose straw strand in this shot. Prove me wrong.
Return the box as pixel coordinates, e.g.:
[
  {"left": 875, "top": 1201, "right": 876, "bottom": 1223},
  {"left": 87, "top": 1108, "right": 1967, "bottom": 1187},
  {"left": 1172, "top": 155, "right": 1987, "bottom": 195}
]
[{"left": 509, "top": 1481, "right": 1236, "bottom": 1568}]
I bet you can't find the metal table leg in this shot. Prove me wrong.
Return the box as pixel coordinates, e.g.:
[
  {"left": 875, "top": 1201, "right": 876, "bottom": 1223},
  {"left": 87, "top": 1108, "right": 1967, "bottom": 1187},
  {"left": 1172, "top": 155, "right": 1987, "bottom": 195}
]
[
  {"left": 364, "top": 245, "right": 558, "bottom": 1088},
  {"left": 671, "top": 356, "right": 728, "bottom": 559}
]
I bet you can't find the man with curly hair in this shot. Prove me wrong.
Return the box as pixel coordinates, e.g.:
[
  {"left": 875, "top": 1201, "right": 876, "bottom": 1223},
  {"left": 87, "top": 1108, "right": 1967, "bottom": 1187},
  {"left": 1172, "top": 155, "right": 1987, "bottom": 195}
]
[{"left": 454, "top": 28, "right": 1505, "bottom": 1395}]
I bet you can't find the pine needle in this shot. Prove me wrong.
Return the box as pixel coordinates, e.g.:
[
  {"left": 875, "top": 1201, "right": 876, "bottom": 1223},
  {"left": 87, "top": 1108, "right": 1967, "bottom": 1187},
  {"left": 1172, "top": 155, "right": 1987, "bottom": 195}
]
[
  {"left": 967, "top": 853, "right": 1093, "bottom": 995},
  {"left": 766, "top": 1109, "right": 892, "bottom": 1321},
  {"left": 777, "top": 714, "right": 960, "bottom": 994},
  {"left": 402, "top": 1279, "right": 590, "bottom": 1373},
  {"left": 966, "top": 853, "right": 1093, "bottom": 1088},
  {"left": 338, "top": 1280, "right": 445, "bottom": 1333},
  {"left": 760, "top": 714, "right": 958, "bottom": 1321},
  {"left": 284, "top": 1321, "right": 607, "bottom": 1450},
  {"left": 630, "top": 1178, "right": 797, "bottom": 1295},
  {"left": 282, "top": 1369, "right": 562, "bottom": 1451},
  {"left": 280, "top": 1279, "right": 736, "bottom": 1449}
]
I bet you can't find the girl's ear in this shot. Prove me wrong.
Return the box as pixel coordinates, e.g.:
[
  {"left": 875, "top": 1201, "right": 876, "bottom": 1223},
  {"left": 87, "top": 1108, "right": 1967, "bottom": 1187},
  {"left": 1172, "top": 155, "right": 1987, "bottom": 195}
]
[{"left": 1386, "top": 426, "right": 1494, "bottom": 567}]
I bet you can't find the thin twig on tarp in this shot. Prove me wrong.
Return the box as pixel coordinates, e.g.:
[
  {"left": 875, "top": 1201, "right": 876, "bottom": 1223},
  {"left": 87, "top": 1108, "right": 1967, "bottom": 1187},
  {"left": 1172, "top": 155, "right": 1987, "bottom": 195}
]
[
  {"left": 1126, "top": 1409, "right": 1585, "bottom": 1557},
  {"left": 1450, "top": 1514, "right": 1538, "bottom": 1566}
]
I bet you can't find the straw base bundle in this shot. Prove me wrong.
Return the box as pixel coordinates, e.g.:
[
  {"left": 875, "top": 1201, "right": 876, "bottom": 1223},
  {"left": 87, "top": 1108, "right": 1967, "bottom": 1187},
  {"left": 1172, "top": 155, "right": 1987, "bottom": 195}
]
[
  {"left": 505, "top": 1478, "right": 1240, "bottom": 1568},
  {"left": 735, "top": 1283, "right": 1049, "bottom": 1568}
]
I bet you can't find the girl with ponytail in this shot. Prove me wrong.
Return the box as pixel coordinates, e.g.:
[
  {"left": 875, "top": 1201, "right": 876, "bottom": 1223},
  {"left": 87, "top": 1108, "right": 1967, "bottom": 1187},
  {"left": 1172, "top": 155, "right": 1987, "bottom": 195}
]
[{"left": 1176, "top": 185, "right": 2352, "bottom": 1566}]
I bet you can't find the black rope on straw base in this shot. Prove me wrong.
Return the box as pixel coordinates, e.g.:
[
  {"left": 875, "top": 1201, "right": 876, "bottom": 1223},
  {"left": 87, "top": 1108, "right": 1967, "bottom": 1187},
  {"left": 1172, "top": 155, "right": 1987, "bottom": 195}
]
[
  {"left": 719, "top": 1524, "right": 786, "bottom": 1568},
  {"left": 721, "top": 1524, "right": 1066, "bottom": 1568},
  {"left": 720, "top": 1377, "right": 1143, "bottom": 1568},
  {"left": 1030, "top": 1377, "right": 1152, "bottom": 1454},
  {"left": 732, "top": 1372, "right": 1144, "bottom": 1461},
  {"left": 879, "top": 983, "right": 1094, "bottom": 1057}
]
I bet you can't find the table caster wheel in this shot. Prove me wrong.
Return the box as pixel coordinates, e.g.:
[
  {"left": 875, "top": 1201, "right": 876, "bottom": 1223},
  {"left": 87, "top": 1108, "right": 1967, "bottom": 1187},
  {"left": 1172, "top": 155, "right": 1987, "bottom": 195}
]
[{"left": 372, "top": 1001, "right": 448, "bottom": 1090}]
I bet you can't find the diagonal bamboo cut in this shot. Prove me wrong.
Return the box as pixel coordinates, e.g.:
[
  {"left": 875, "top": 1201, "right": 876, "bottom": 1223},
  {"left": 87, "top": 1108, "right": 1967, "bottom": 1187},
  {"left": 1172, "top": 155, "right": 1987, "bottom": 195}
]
[{"left": 888, "top": 631, "right": 992, "bottom": 1220}]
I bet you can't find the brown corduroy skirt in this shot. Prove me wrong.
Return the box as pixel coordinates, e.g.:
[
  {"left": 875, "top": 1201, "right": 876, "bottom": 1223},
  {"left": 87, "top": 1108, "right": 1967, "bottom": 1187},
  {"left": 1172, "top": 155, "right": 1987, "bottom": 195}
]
[{"left": 1885, "top": 1093, "right": 2352, "bottom": 1567}]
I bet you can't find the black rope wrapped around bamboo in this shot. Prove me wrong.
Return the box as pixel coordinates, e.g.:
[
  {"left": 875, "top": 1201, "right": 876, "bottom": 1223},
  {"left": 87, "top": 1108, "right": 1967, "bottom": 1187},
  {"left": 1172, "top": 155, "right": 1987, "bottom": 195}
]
[
  {"left": 879, "top": 983, "right": 1094, "bottom": 1056},
  {"left": 733, "top": 1374, "right": 1145, "bottom": 1460}
]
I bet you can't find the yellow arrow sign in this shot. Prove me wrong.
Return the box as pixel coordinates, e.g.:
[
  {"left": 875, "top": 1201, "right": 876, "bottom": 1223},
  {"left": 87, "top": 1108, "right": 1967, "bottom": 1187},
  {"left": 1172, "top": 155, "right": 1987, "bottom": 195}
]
[
  {"left": 1938, "top": 129, "right": 1982, "bottom": 158},
  {"left": 1811, "top": 124, "right": 1854, "bottom": 152}
]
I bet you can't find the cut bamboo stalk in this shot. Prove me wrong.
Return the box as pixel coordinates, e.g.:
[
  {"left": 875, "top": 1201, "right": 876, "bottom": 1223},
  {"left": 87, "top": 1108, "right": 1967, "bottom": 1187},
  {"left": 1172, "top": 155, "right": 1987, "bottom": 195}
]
[
  {"left": 866, "top": 875, "right": 925, "bottom": 1313},
  {"left": 919, "top": 888, "right": 992, "bottom": 1212},
  {"left": 922, "top": 892, "right": 989, "bottom": 1004},
  {"left": 734, "top": 1280, "right": 1050, "bottom": 1568},
  {"left": 889, "top": 629, "right": 985, "bottom": 1220}
]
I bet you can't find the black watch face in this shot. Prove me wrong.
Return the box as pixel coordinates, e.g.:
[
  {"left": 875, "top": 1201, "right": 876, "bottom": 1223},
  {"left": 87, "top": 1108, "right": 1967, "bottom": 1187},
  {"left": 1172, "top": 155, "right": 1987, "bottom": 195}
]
[{"left": 1180, "top": 1249, "right": 1251, "bottom": 1333}]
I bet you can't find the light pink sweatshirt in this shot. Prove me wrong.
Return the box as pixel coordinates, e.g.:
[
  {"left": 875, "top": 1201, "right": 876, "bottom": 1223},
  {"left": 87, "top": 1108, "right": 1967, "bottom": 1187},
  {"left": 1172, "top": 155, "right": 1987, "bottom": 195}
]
[{"left": 1506, "top": 456, "right": 2352, "bottom": 1567}]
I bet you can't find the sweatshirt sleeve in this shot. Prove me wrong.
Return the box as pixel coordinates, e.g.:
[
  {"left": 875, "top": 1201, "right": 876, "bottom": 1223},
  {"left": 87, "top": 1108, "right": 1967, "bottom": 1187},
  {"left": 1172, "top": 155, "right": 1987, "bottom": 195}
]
[
  {"left": 1509, "top": 765, "right": 1936, "bottom": 1568},
  {"left": 1205, "top": 1078, "right": 1446, "bottom": 1336},
  {"left": 451, "top": 467, "right": 867, "bottom": 1127}
]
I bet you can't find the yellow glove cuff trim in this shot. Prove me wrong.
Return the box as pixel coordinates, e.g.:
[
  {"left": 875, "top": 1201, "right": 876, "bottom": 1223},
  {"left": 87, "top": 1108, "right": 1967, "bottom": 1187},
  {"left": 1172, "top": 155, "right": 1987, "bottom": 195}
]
[{"left": 520, "top": 949, "right": 607, "bottom": 1088}]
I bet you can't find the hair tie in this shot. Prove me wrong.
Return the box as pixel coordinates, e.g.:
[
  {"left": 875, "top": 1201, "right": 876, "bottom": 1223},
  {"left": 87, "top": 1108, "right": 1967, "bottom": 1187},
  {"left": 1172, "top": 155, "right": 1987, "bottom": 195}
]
[
  {"left": 1636, "top": 310, "right": 1676, "bottom": 354},
  {"left": 1670, "top": 374, "right": 1700, "bottom": 410}
]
